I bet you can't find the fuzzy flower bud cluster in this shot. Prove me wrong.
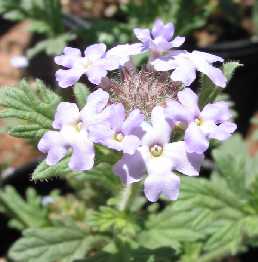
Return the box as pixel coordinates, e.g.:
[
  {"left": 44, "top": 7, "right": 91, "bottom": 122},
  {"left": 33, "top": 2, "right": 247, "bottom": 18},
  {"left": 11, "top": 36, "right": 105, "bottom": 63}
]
[{"left": 38, "top": 19, "right": 237, "bottom": 202}]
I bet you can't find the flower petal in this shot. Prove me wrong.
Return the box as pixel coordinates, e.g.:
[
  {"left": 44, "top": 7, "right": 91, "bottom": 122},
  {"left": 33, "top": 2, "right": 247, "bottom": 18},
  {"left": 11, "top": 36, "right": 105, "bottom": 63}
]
[
  {"left": 52, "top": 102, "right": 80, "bottom": 129},
  {"left": 144, "top": 172, "right": 180, "bottom": 202},
  {"left": 55, "top": 68, "right": 82, "bottom": 88},
  {"left": 177, "top": 88, "right": 200, "bottom": 117},
  {"left": 165, "top": 99, "right": 194, "bottom": 124},
  {"left": 69, "top": 131, "right": 95, "bottom": 171},
  {"left": 84, "top": 43, "right": 106, "bottom": 60},
  {"left": 170, "top": 63, "right": 196, "bottom": 86},
  {"left": 185, "top": 122, "right": 209, "bottom": 154},
  {"left": 201, "top": 101, "right": 231, "bottom": 123},
  {"left": 108, "top": 103, "right": 125, "bottom": 131},
  {"left": 121, "top": 135, "right": 141, "bottom": 155},
  {"left": 165, "top": 141, "right": 203, "bottom": 176},
  {"left": 209, "top": 121, "right": 237, "bottom": 141},
  {"left": 113, "top": 151, "right": 146, "bottom": 184},
  {"left": 151, "top": 58, "right": 177, "bottom": 71},
  {"left": 55, "top": 47, "right": 81, "bottom": 68},
  {"left": 171, "top": 36, "right": 185, "bottom": 47},
  {"left": 86, "top": 66, "right": 107, "bottom": 85},
  {"left": 134, "top": 28, "right": 151, "bottom": 43},
  {"left": 38, "top": 131, "right": 67, "bottom": 165},
  {"left": 122, "top": 109, "right": 144, "bottom": 135}
]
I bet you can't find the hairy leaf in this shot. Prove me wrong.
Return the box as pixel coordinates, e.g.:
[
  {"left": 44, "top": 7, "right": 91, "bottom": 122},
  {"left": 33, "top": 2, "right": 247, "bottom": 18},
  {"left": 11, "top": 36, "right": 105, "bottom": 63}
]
[
  {"left": 0, "top": 80, "right": 61, "bottom": 141},
  {"left": 9, "top": 226, "right": 103, "bottom": 262},
  {"left": 0, "top": 186, "right": 49, "bottom": 230}
]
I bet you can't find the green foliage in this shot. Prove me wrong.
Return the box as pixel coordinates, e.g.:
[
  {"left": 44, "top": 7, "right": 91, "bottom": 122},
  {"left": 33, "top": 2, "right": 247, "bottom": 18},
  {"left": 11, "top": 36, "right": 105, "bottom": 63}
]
[
  {"left": 0, "top": 0, "right": 74, "bottom": 57},
  {"left": 73, "top": 83, "right": 90, "bottom": 109},
  {"left": 8, "top": 225, "right": 104, "bottom": 262},
  {"left": 162, "top": 135, "right": 258, "bottom": 261},
  {"left": 89, "top": 206, "right": 140, "bottom": 238},
  {"left": 77, "top": 245, "right": 175, "bottom": 262},
  {"left": 0, "top": 80, "right": 61, "bottom": 141},
  {"left": 198, "top": 61, "right": 241, "bottom": 108},
  {"left": 0, "top": 186, "right": 49, "bottom": 230}
]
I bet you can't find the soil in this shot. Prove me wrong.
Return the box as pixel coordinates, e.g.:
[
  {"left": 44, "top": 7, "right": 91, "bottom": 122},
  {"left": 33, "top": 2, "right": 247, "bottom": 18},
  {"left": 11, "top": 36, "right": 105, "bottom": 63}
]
[{"left": 0, "top": 20, "right": 40, "bottom": 170}]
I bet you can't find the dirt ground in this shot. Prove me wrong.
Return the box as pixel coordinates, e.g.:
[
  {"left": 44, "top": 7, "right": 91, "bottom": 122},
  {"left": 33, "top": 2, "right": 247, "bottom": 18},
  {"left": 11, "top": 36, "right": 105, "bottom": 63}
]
[{"left": 0, "top": 21, "right": 39, "bottom": 169}]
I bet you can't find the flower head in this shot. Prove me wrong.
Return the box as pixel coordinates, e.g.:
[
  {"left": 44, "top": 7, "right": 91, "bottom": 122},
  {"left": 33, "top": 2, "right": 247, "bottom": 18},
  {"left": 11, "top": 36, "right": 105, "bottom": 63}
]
[
  {"left": 55, "top": 44, "right": 119, "bottom": 88},
  {"left": 134, "top": 19, "right": 185, "bottom": 57},
  {"left": 152, "top": 50, "right": 227, "bottom": 88},
  {"left": 100, "top": 64, "right": 180, "bottom": 117},
  {"left": 38, "top": 89, "right": 111, "bottom": 171},
  {"left": 102, "top": 103, "right": 144, "bottom": 154},
  {"left": 165, "top": 88, "right": 237, "bottom": 154},
  {"left": 113, "top": 106, "right": 203, "bottom": 202}
]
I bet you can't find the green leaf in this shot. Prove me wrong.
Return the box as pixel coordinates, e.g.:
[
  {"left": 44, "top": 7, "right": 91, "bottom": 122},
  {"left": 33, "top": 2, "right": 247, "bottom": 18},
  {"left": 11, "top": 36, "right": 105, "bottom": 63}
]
[
  {"left": 198, "top": 61, "right": 241, "bottom": 108},
  {"left": 77, "top": 245, "right": 175, "bottom": 262},
  {"left": 223, "top": 61, "right": 242, "bottom": 82},
  {"left": 32, "top": 155, "right": 120, "bottom": 193},
  {"left": 138, "top": 204, "right": 204, "bottom": 251},
  {"left": 73, "top": 83, "right": 90, "bottom": 109},
  {"left": 8, "top": 226, "right": 103, "bottom": 262},
  {"left": 0, "top": 80, "right": 61, "bottom": 141},
  {"left": 0, "top": 186, "right": 49, "bottom": 230}
]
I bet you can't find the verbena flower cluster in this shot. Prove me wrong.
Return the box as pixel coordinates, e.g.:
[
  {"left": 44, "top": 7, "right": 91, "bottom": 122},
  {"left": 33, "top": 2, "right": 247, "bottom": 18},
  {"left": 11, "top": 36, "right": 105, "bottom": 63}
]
[{"left": 39, "top": 19, "right": 236, "bottom": 202}]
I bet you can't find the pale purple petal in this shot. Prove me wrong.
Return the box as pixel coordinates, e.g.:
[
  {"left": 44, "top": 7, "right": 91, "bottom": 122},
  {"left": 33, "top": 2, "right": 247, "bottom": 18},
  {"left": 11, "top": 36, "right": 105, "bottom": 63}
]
[
  {"left": 177, "top": 88, "right": 200, "bottom": 117},
  {"left": 52, "top": 102, "right": 80, "bottom": 129},
  {"left": 209, "top": 121, "right": 237, "bottom": 141},
  {"left": 151, "top": 58, "right": 177, "bottom": 71},
  {"left": 185, "top": 122, "right": 209, "bottom": 154},
  {"left": 54, "top": 47, "right": 81, "bottom": 68},
  {"left": 142, "top": 106, "right": 171, "bottom": 145},
  {"left": 106, "top": 43, "right": 143, "bottom": 66},
  {"left": 171, "top": 36, "right": 185, "bottom": 47},
  {"left": 38, "top": 131, "right": 67, "bottom": 165},
  {"left": 191, "top": 53, "right": 227, "bottom": 88},
  {"left": 122, "top": 109, "right": 144, "bottom": 135},
  {"left": 84, "top": 43, "right": 106, "bottom": 60},
  {"left": 69, "top": 132, "right": 95, "bottom": 171},
  {"left": 144, "top": 172, "right": 180, "bottom": 202},
  {"left": 201, "top": 102, "right": 231, "bottom": 123},
  {"left": 151, "top": 19, "right": 175, "bottom": 41},
  {"left": 170, "top": 63, "right": 196, "bottom": 86},
  {"left": 113, "top": 151, "right": 145, "bottom": 184},
  {"left": 121, "top": 135, "right": 141, "bottom": 155},
  {"left": 192, "top": 50, "right": 224, "bottom": 63},
  {"left": 108, "top": 103, "right": 125, "bottom": 131},
  {"left": 133, "top": 28, "right": 151, "bottom": 43},
  {"left": 88, "top": 123, "right": 113, "bottom": 143},
  {"left": 86, "top": 66, "right": 107, "bottom": 85},
  {"left": 150, "top": 36, "right": 172, "bottom": 52},
  {"left": 165, "top": 141, "right": 203, "bottom": 177},
  {"left": 56, "top": 69, "right": 82, "bottom": 88},
  {"left": 85, "top": 88, "right": 109, "bottom": 113},
  {"left": 165, "top": 100, "right": 195, "bottom": 124}
]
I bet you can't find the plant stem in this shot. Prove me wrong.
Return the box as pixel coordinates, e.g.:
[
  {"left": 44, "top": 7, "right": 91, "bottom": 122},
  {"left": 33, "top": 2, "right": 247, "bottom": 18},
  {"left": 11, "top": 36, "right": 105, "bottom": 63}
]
[{"left": 117, "top": 183, "right": 140, "bottom": 212}]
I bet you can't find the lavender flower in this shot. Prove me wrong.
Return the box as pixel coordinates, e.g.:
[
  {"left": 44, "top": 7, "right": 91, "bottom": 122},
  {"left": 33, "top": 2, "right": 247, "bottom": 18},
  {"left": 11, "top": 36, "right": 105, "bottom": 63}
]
[
  {"left": 55, "top": 44, "right": 119, "bottom": 88},
  {"left": 106, "top": 43, "right": 143, "bottom": 66},
  {"left": 134, "top": 19, "right": 185, "bottom": 57},
  {"left": 102, "top": 103, "right": 144, "bottom": 154},
  {"left": 152, "top": 50, "right": 227, "bottom": 88},
  {"left": 113, "top": 106, "right": 203, "bottom": 202},
  {"left": 165, "top": 88, "right": 237, "bottom": 154},
  {"left": 38, "top": 89, "right": 111, "bottom": 171}
]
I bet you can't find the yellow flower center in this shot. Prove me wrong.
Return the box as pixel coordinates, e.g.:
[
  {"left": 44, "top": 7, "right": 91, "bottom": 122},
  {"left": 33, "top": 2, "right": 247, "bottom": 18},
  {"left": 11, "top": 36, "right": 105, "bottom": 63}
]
[
  {"left": 195, "top": 118, "right": 203, "bottom": 126},
  {"left": 74, "top": 122, "right": 82, "bottom": 132},
  {"left": 114, "top": 132, "right": 124, "bottom": 142},
  {"left": 149, "top": 144, "right": 163, "bottom": 157},
  {"left": 81, "top": 58, "right": 92, "bottom": 69}
]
